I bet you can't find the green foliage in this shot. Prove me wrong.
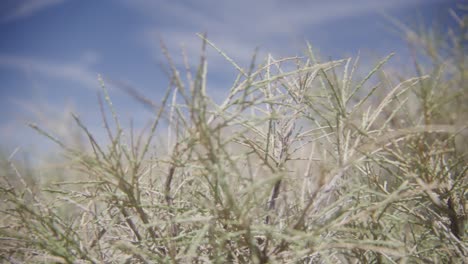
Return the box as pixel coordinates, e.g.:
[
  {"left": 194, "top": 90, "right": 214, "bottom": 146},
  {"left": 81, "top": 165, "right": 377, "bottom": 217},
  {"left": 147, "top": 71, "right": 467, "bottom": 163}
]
[{"left": 1, "top": 8, "right": 467, "bottom": 264}]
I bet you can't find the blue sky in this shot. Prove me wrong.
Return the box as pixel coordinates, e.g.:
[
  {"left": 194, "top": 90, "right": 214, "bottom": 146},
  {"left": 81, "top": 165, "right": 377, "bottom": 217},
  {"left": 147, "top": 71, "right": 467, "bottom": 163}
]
[{"left": 0, "top": 0, "right": 460, "bottom": 153}]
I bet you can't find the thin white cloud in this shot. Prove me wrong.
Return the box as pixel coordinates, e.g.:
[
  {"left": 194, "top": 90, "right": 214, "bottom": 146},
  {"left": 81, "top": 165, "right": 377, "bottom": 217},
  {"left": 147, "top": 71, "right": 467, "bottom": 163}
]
[
  {"left": 125, "top": 0, "right": 443, "bottom": 73},
  {"left": 124, "top": 0, "right": 443, "bottom": 38},
  {"left": 0, "top": 54, "right": 99, "bottom": 89},
  {"left": 80, "top": 50, "right": 101, "bottom": 66},
  {"left": 1, "top": 0, "right": 66, "bottom": 23}
]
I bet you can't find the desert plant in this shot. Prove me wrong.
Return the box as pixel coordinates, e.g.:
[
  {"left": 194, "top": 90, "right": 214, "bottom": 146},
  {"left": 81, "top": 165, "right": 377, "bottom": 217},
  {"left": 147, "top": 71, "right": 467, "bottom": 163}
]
[{"left": 1, "top": 7, "right": 466, "bottom": 264}]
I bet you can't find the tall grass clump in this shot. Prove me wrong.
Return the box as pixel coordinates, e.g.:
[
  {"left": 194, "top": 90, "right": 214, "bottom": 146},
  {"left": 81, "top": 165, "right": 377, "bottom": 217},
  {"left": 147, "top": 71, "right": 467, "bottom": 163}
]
[{"left": 1, "top": 9, "right": 466, "bottom": 264}]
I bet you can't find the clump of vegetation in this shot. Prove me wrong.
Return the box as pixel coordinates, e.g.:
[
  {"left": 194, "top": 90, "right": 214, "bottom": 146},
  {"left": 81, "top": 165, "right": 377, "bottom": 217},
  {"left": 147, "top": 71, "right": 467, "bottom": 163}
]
[{"left": 1, "top": 8, "right": 466, "bottom": 264}]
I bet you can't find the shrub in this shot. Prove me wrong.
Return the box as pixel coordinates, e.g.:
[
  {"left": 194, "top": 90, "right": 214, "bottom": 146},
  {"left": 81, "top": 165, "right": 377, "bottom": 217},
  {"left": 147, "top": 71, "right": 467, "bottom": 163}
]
[{"left": 1, "top": 9, "right": 466, "bottom": 264}]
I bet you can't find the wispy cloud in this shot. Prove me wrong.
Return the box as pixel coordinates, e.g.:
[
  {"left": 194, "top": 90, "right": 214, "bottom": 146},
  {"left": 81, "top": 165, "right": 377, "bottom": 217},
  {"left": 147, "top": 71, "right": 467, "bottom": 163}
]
[
  {"left": 132, "top": 0, "right": 433, "bottom": 34},
  {"left": 1, "top": 0, "right": 66, "bottom": 23},
  {"left": 125, "top": 0, "right": 442, "bottom": 72},
  {"left": 0, "top": 54, "right": 99, "bottom": 89}
]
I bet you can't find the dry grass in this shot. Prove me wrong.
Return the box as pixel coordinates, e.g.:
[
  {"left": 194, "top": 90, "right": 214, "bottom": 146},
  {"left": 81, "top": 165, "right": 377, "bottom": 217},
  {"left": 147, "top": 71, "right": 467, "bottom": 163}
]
[{"left": 1, "top": 8, "right": 467, "bottom": 264}]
